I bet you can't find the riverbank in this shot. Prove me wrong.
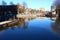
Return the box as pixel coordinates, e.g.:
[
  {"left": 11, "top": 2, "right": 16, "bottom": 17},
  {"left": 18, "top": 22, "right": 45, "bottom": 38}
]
[
  {"left": 0, "top": 15, "right": 58, "bottom": 30},
  {"left": 16, "top": 14, "right": 45, "bottom": 19},
  {"left": 0, "top": 19, "right": 19, "bottom": 28}
]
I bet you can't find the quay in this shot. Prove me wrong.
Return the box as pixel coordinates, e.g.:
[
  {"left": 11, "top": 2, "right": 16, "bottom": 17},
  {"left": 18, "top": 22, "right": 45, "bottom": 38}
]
[
  {"left": 0, "top": 21, "right": 11, "bottom": 25},
  {"left": 0, "top": 19, "right": 19, "bottom": 28}
]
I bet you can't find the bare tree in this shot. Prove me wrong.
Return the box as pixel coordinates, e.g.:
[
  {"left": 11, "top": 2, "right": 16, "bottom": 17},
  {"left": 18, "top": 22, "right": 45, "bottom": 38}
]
[
  {"left": 2, "top": 1, "right": 7, "bottom": 5},
  {"left": 52, "top": 0, "right": 60, "bottom": 9},
  {"left": 10, "top": 2, "right": 14, "bottom": 5},
  {"left": 52, "top": 0, "right": 60, "bottom": 18},
  {"left": 22, "top": 1, "right": 27, "bottom": 8},
  {"left": 22, "top": 1, "right": 28, "bottom": 13}
]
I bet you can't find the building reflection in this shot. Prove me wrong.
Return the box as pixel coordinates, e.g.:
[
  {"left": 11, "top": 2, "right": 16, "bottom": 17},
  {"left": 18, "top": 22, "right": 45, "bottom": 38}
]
[
  {"left": 51, "top": 18, "right": 60, "bottom": 34},
  {"left": 0, "top": 26, "right": 8, "bottom": 31}
]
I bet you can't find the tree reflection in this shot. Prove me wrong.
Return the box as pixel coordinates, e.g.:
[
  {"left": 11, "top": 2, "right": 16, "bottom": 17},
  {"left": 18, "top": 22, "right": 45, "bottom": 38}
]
[
  {"left": 0, "top": 18, "right": 33, "bottom": 31},
  {"left": 16, "top": 18, "right": 25, "bottom": 29},
  {"left": 11, "top": 26, "right": 15, "bottom": 30},
  {"left": 51, "top": 18, "right": 60, "bottom": 34},
  {"left": 23, "top": 19, "right": 28, "bottom": 29}
]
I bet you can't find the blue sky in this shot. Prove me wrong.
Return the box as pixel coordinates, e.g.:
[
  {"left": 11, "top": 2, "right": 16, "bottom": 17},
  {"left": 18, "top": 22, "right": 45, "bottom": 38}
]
[{"left": 0, "top": 0, "right": 54, "bottom": 11}]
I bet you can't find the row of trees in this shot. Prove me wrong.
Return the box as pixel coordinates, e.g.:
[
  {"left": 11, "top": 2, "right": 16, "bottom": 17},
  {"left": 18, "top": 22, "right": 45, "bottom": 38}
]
[
  {"left": 1, "top": 1, "right": 27, "bottom": 7},
  {"left": 1, "top": 1, "right": 14, "bottom": 5}
]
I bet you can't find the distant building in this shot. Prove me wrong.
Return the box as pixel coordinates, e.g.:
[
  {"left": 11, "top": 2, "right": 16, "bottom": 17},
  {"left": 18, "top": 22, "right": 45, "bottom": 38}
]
[{"left": 40, "top": 7, "right": 45, "bottom": 13}]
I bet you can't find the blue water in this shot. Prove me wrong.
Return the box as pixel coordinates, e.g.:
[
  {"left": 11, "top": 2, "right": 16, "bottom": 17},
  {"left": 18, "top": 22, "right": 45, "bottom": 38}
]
[{"left": 0, "top": 17, "right": 60, "bottom": 40}]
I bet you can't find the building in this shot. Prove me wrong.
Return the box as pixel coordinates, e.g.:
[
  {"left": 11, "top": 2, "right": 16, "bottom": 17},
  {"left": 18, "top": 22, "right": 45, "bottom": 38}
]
[
  {"left": 0, "top": 5, "right": 18, "bottom": 22},
  {"left": 0, "top": 4, "right": 25, "bottom": 22},
  {"left": 51, "top": 6, "right": 56, "bottom": 17},
  {"left": 40, "top": 7, "right": 45, "bottom": 13}
]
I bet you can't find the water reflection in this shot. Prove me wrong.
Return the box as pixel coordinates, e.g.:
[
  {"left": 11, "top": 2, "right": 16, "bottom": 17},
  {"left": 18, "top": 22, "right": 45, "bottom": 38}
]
[
  {"left": 23, "top": 19, "right": 29, "bottom": 29},
  {"left": 50, "top": 17, "right": 56, "bottom": 21},
  {"left": 11, "top": 26, "right": 15, "bottom": 30},
  {"left": 0, "top": 17, "right": 60, "bottom": 40},
  {"left": 51, "top": 18, "right": 60, "bottom": 34},
  {"left": 0, "top": 26, "right": 8, "bottom": 31},
  {"left": 0, "top": 18, "right": 33, "bottom": 31},
  {"left": 0, "top": 18, "right": 25, "bottom": 31}
]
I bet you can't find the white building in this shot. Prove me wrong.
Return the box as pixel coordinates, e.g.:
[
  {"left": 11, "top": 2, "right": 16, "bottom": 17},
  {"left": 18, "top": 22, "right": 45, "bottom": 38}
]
[{"left": 51, "top": 6, "right": 56, "bottom": 15}]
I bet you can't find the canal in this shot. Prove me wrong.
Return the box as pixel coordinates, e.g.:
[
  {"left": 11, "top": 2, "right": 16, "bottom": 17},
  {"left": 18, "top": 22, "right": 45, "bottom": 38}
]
[{"left": 0, "top": 17, "right": 60, "bottom": 40}]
